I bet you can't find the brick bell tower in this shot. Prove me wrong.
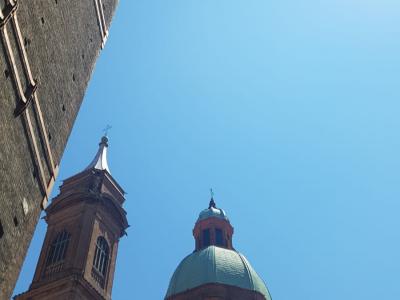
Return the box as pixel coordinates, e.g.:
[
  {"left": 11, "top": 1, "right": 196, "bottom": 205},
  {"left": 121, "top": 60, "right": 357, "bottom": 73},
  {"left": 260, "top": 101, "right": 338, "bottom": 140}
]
[{"left": 14, "top": 136, "right": 129, "bottom": 300}]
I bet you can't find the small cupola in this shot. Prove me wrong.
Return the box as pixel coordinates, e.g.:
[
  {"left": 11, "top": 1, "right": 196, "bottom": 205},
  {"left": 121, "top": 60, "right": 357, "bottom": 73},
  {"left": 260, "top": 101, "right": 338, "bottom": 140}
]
[{"left": 193, "top": 193, "right": 234, "bottom": 251}]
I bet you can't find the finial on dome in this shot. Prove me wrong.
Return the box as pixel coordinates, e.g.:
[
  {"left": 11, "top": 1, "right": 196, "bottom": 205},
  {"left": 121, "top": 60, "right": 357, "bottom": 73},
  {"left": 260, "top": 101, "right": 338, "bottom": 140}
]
[
  {"left": 208, "top": 188, "right": 216, "bottom": 209},
  {"left": 85, "top": 135, "right": 111, "bottom": 173},
  {"left": 100, "top": 135, "right": 109, "bottom": 146}
]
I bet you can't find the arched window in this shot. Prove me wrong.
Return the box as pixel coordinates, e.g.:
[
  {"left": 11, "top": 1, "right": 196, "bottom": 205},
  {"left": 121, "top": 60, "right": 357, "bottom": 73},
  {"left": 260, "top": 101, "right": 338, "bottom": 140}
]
[
  {"left": 45, "top": 230, "right": 70, "bottom": 267},
  {"left": 202, "top": 229, "right": 210, "bottom": 248},
  {"left": 93, "top": 237, "right": 109, "bottom": 277},
  {"left": 215, "top": 228, "right": 225, "bottom": 247}
]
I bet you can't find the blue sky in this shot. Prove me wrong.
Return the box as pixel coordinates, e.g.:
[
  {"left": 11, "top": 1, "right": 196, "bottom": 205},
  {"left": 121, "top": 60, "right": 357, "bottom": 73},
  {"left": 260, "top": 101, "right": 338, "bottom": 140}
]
[{"left": 14, "top": 1, "right": 400, "bottom": 299}]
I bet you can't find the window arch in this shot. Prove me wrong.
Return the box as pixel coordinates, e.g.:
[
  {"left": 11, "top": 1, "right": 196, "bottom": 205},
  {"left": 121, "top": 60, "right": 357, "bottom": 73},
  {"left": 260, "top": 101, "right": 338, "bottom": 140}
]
[
  {"left": 93, "top": 236, "right": 109, "bottom": 277},
  {"left": 215, "top": 228, "right": 225, "bottom": 247},
  {"left": 202, "top": 229, "right": 210, "bottom": 248},
  {"left": 45, "top": 230, "right": 70, "bottom": 267}
]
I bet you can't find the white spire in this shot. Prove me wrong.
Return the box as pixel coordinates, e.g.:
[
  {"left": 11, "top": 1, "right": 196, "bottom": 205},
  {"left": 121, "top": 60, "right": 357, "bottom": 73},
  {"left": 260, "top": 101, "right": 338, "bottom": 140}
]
[{"left": 86, "top": 136, "right": 111, "bottom": 173}]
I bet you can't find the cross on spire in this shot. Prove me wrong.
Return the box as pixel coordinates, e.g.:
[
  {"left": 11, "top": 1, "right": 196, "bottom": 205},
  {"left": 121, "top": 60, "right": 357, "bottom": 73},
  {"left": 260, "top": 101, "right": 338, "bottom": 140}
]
[
  {"left": 209, "top": 188, "right": 216, "bottom": 209},
  {"left": 102, "top": 124, "right": 112, "bottom": 137}
]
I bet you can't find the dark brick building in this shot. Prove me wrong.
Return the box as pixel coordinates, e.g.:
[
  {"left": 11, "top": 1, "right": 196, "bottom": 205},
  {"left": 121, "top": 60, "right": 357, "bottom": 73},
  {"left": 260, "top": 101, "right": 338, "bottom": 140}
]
[
  {"left": 14, "top": 136, "right": 128, "bottom": 300},
  {"left": 0, "top": 1, "right": 119, "bottom": 298}
]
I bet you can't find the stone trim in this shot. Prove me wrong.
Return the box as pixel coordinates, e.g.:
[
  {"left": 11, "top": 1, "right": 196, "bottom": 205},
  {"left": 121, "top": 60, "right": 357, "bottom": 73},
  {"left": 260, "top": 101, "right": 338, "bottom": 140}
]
[
  {"left": 94, "top": 0, "right": 108, "bottom": 49},
  {"left": 0, "top": 0, "right": 59, "bottom": 209}
]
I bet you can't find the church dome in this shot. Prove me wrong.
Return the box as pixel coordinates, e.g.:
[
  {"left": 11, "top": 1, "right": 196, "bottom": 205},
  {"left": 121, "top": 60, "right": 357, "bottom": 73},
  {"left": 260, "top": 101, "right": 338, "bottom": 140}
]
[
  {"left": 165, "top": 195, "right": 272, "bottom": 299},
  {"left": 165, "top": 246, "right": 271, "bottom": 299},
  {"left": 198, "top": 206, "right": 228, "bottom": 221}
]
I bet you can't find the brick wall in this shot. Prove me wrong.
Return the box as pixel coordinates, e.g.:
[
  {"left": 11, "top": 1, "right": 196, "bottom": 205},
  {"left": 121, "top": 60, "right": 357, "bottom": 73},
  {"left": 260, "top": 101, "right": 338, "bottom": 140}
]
[{"left": 0, "top": 1, "right": 118, "bottom": 298}]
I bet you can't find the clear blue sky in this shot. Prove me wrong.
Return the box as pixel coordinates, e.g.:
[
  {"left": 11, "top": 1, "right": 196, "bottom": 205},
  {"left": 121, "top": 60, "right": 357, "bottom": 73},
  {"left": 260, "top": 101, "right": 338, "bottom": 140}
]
[{"left": 14, "top": 1, "right": 400, "bottom": 299}]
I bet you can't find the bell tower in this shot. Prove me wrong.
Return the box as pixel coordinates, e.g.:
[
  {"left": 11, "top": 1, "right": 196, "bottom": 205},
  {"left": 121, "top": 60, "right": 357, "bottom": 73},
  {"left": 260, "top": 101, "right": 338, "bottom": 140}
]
[{"left": 14, "top": 136, "right": 129, "bottom": 300}]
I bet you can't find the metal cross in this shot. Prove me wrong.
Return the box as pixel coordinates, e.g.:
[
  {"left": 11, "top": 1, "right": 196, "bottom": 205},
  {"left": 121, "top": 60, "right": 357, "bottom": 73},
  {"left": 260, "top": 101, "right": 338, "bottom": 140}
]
[
  {"left": 210, "top": 188, "right": 214, "bottom": 199},
  {"left": 102, "top": 125, "right": 112, "bottom": 136}
]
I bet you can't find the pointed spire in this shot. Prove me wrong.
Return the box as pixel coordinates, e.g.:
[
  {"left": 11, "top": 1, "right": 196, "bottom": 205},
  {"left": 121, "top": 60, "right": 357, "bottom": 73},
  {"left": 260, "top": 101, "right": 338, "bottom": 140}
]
[{"left": 86, "top": 135, "right": 111, "bottom": 173}]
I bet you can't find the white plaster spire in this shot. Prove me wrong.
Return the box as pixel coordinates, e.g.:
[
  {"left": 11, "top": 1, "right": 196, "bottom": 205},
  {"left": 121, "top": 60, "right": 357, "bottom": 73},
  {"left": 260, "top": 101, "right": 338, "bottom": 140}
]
[{"left": 86, "top": 135, "right": 111, "bottom": 173}]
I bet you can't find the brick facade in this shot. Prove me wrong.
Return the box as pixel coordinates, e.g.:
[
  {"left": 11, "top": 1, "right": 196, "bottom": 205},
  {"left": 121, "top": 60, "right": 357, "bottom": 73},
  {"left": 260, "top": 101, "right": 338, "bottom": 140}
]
[
  {"left": 14, "top": 164, "right": 128, "bottom": 300},
  {"left": 193, "top": 216, "right": 234, "bottom": 251},
  {"left": 0, "top": 1, "right": 119, "bottom": 298}
]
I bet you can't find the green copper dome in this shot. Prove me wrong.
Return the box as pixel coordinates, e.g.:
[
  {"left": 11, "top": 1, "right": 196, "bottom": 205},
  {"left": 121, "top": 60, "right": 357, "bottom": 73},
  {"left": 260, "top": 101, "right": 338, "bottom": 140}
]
[{"left": 165, "top": 246, "right": 272, "bottom": 299}]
